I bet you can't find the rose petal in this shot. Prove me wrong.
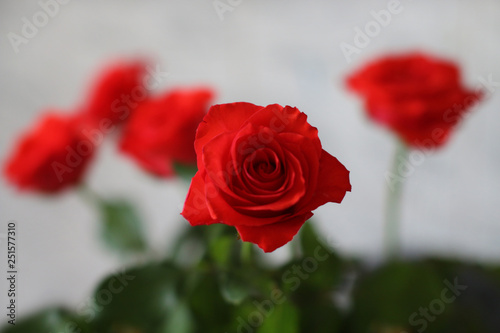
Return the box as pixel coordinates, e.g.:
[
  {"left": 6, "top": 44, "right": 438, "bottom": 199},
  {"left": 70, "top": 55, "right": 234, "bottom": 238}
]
[
  {"left": 181, "top": 171, "right": 218, "bottom": 226},
  {"left": 235, "top": 212, "right": 313, "bottom": 252},
  {"left": 195, "top": 103, "right": 263, "bottom": 169},
  {"left": 278, "top": 132, "right": 321, "bottom": 210},
  {"left": 202, "top": 130, "right": 258, "bottom": 207},
  {"left": 305, "top": 150, "right": 351, "bottom": 212},
  {"left": 204, "top": 174, "right": 287, "bottom": 226},
  {"left": 230, "top": 124, "right": 286, "bottom": 195},
  {"left": 235, "top": 149, "right": 305, "bottom": 212},
  {"left": 245, "top": 105, "right": 321, "bottom": 155}
]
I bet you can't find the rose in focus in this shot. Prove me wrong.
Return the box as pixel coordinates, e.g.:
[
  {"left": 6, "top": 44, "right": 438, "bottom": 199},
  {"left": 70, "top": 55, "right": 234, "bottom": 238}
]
[
  {"left": 4, "top": 113, "right": 95, "bottom": 192},
  {"left": 181, "top": 102, "right": 351, "bottom": 252},
  {"left": 120, "top": 88, "right": 215, "bottom": 176},
  {"left": 347, "top": 53, "right": 482, "bottom": 148}
]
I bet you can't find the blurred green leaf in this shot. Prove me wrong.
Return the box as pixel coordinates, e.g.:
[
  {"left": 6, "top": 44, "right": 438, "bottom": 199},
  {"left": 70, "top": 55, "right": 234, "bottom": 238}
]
[
  {"left": 249, "top": 272, "right": 279, "bottom": 298},
  {"left": 159, "top": 301, "right": 194, "bottom": 333},
  {"left": 282, "top": 223, "right": 346, "bottom": 333},
  {"left": 0, "top": 308, "right": 89, "bottom": 333},
  {"left": 444, "top": 263, "right": 500, "bottom": 332},
  {"left": 257, "top": 301, "right": 299, "bottom": 333},
  {"left": 92, "top": 262, "right": 180, "bottom": 333},
  {"left": 228, "top": 297, "right": 299, "bottom": 333},
  {"left": 296, "top": 296, "right": 342, "bottom": 333},
  {"left": 100, "top": 200, "right": 147, "bottom": 255},
  {"left": 299, "top": 220, "right": 323, "bottom": 256},
  {"left": 219, "top": 271, "right": 250, "bottom": 305},
  {"left": 173, "top": 162, "right": 198, "bottom": 182},
  {"left": 484, "top": 265, "right": 500, "bottom": 287},
  {"left": 170, "top": 223, "right": 209, "bottom": 266},
  {"left": 209, "top": 235, "right": 235, "bottom": 267},
  {"left": 187, "top": 270, "right": 233, "bottom": 333},
  {"left": 348, "top": 260, "right": 450, "bottom": 333},
  {"left": 282, "top": 221, "right": 345, "bottom": 291},
  {"left": 171, "top": 224, "right": 237, "bottom": 268}
]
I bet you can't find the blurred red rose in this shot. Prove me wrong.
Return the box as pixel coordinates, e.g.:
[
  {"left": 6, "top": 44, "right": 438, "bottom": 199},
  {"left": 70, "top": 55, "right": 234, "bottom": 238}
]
[
  {"left": 346, "top": 53, "right": 482, "bottom": 148},
  {"left": 181, "top": 102, "right": 351, "bottom": 252},
  {"left": 119, "top": 87, "right": 214, "bottom": 177},
  {"left": 4, "top": 113, "right": 95, "bottom": 193},
  {"left": 81, "top": 60, "right": 148, "bottom": 127}
]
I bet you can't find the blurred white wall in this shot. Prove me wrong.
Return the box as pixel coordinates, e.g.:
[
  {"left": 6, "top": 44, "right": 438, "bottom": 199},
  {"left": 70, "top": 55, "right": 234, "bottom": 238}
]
[{"left": 1, "top": 0, "right": 499, "bottom": 316}]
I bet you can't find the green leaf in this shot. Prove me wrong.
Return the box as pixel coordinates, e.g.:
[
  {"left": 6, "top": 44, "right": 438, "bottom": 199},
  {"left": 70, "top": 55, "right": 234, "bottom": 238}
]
[
  {"left": 99, "top": 200, "right": 147, "bottom": 255},
  {"left": 299, "top": 220, "right": 323, "bottom": 256},
  {"left": 159, "top": 301, "right": 194, "bottom": 333},
  {"left": 170, "top": 223, "right": 209, "bottom": 266},
  {"left": 487, "top": 265, "right": 500, "bottom": 288},
  {"left": 257, "top": 301, "right": 299, "bottom": 333},
  {"left": 187, "top": 271, "right": 234, "bottom": 333},
  {"left": 219, "top": 271, "right": 250, "bottom": 305},
  {"left": 173, "top": 162, "right": 198, "bottom": 182},
  {"left": 291, "top": 221, "right": 344, "bottom": 291},
  {"left": 348, "top": 260, "right": 449, "bottom": 333},
  {"left": 0, "top": 308, "right": 90, "bottom": 333},
  {"left": 295, "top": 296, "right": 342, "bottom": 333},
  {"left": 345, "top": 259, "right": 500, "bottom": 333},
  {"left": 228, "top": 298, "right": 299, "bottom": 333},
  {"left": 209, "top": 235, "right": 235, "bottom": 267},
  {"left": 444, "top": 263, "right": 500, "bottom": 332},
  {"left": 91, "top": 262, "right": 180, "bottom": 333}
]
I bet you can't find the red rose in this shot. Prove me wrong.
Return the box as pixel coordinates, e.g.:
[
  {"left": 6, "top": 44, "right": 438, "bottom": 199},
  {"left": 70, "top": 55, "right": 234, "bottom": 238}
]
[
  {"left": 181, "top": 103, "right": 351, "bottom": 252},
  {"left": 4, "top": 113, "right": 95, "bottom": 193},
  {"left": 346, "top": 53, "right": 482, "bottom": 148},
  {"left": 119, "top": 87, "right": 215, "bottom": 177},
  {"left": 82, "top": 60, "right": 147, "bottom": 126}
]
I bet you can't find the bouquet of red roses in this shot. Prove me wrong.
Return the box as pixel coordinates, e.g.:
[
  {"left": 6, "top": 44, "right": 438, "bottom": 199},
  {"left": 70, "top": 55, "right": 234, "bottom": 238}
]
[{"left": 2, "top": 53, "right": 498, "bottom": 333}]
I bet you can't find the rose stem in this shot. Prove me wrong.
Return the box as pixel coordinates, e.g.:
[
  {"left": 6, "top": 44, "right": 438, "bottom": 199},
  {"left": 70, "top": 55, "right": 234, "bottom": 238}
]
[{"left": 384, "top": 139, "right": 409, "bottom": 259}]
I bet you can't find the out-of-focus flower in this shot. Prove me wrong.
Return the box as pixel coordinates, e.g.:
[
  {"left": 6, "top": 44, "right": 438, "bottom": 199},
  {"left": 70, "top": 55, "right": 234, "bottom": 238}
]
[
  {"left": 81, "top": 60, "right": 148, "bottom": 127},
  {"left": 346, "top": 53, "right": 482, "bottom": 148},
  {"left": 119, "top": 87, "right": 215, "bottom": 177},
  {"left": 4, "top": 113, "right": 95, "bottom": 193},
  {"left": 182, "top": 102, "right": 351, "bottom": 252}
]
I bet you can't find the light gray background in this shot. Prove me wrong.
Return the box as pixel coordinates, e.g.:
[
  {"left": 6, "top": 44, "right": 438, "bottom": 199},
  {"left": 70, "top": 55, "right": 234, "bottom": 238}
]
[{"left": 1, "top": 0, "right": 499, "bottom": 316}]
